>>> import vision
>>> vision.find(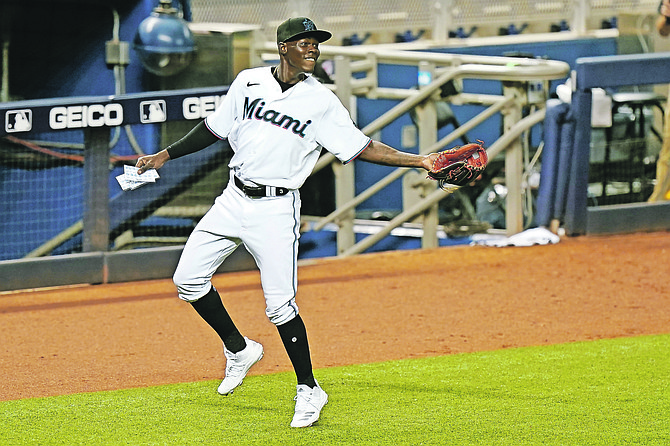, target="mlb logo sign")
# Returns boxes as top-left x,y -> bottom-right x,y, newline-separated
140,100 -> 167,123
5,109 -> 32,133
